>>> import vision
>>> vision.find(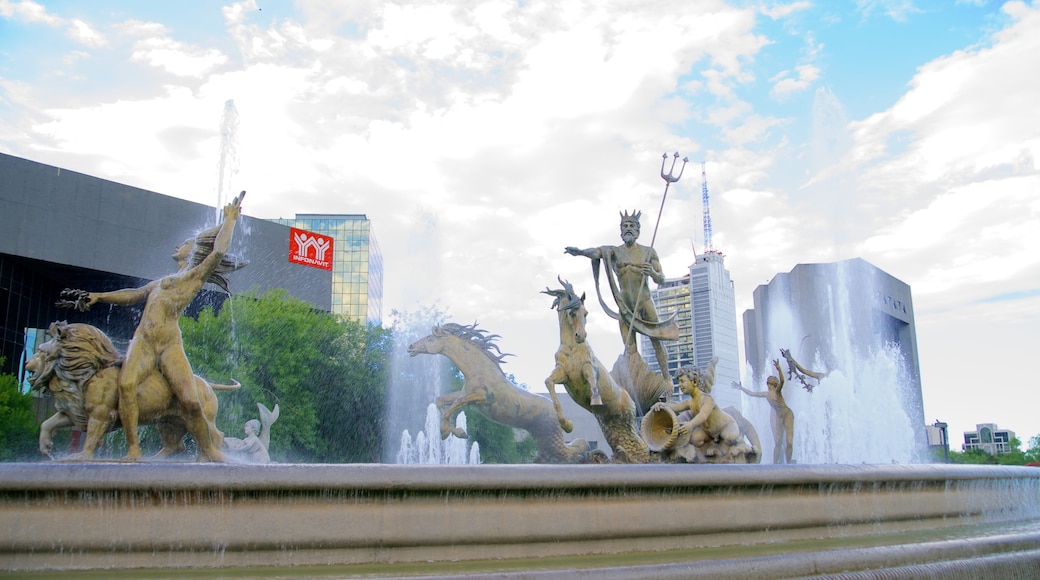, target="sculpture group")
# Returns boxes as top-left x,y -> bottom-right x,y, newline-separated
27,193 -> 277,463
26,162 -> 828,465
